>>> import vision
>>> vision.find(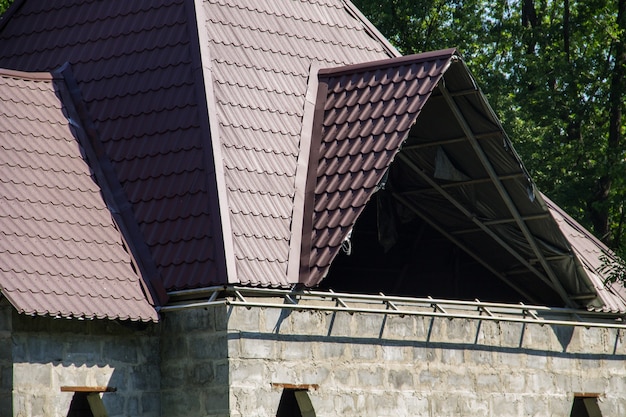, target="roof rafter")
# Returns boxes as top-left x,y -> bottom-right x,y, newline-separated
403,131 -> 501,150
450,213 -> 551,235
391,191 -> 539,303
438,82 -> 575,307
401,173 -> 527,194
396,152 -> 558,292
